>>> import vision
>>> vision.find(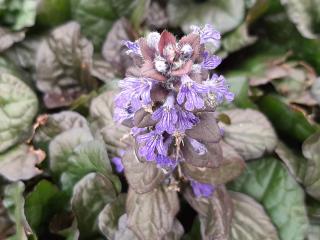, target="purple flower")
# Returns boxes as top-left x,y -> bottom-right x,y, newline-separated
201,51 -> 222,70
137,130 -> 166,161
155,155 -> 177,170
152,94 -> 178,133
131,127 -> 147,136
219,127 -> 225,136
191,24 -> 221,46
123,40 -> 141,55
188,137 -> 207,155
177,75 -> 209,111
113,104 -> 137,123
112,157 -> 124,173
175,106 -> 199,133
116,77 -> 153,108
191,180 -> 215,198
204,74 -> 234,103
